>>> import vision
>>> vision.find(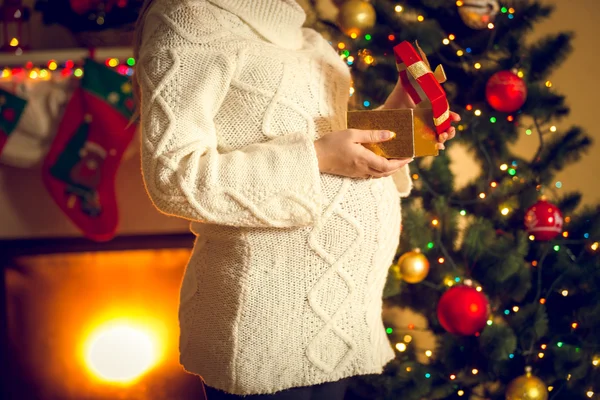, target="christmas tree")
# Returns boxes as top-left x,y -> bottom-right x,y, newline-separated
301,1 -> 600,399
